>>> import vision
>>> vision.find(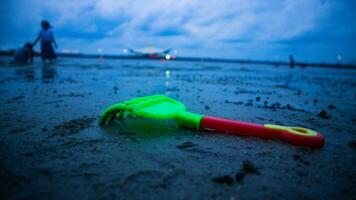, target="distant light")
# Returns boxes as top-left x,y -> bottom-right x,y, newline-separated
123,49 -> 128,53
98,48 -> 103,53
165,70 -> 170,78
165,54 -> 171,60
337,54 -> 342,62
